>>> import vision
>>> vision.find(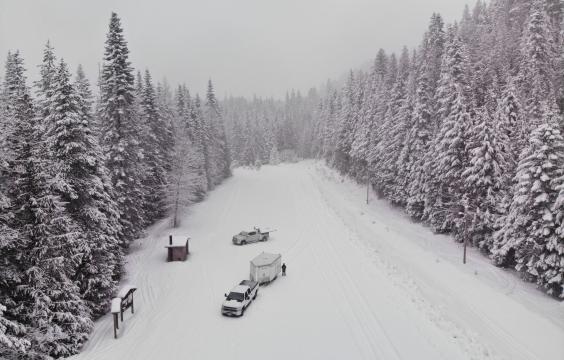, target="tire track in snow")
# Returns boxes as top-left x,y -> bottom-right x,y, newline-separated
292,175 -> 396,360
309,167 -> 502,360
302,175 -> 416,360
